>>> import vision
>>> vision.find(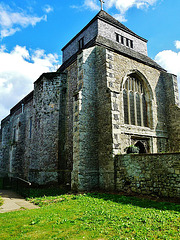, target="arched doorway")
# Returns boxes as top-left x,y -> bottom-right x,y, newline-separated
135,141 -> 146,153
